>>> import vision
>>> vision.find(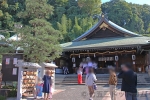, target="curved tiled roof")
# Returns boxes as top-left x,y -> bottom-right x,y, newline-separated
61,37 -> 150,51
73,14 -> 140,41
